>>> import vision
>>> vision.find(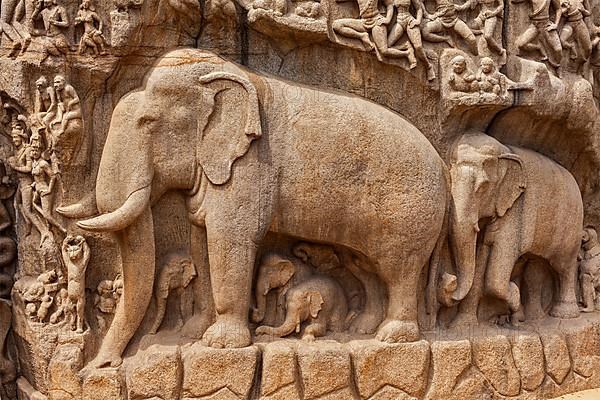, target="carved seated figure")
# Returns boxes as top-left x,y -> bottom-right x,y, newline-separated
149,254 -> 197,334
476,57 -> 505,96
255,275 -> 349,340
94,277 -> 121,331
448,55 -> 479,94
49,288 -> 69,324
579,227 -> 600,312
